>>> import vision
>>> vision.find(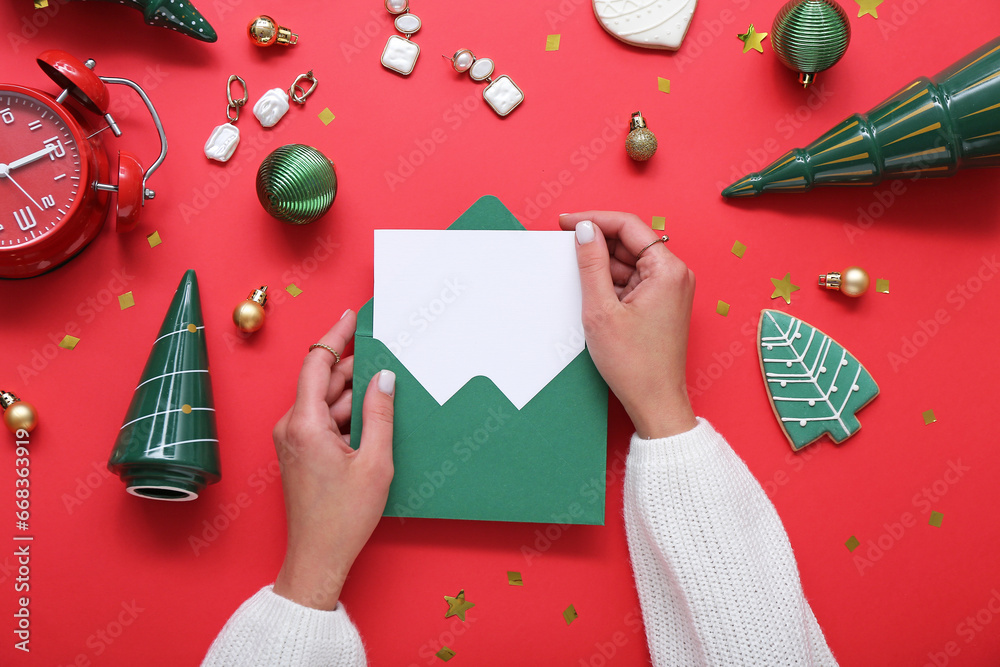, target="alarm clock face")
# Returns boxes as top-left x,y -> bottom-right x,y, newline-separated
0,90 -> 84,249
